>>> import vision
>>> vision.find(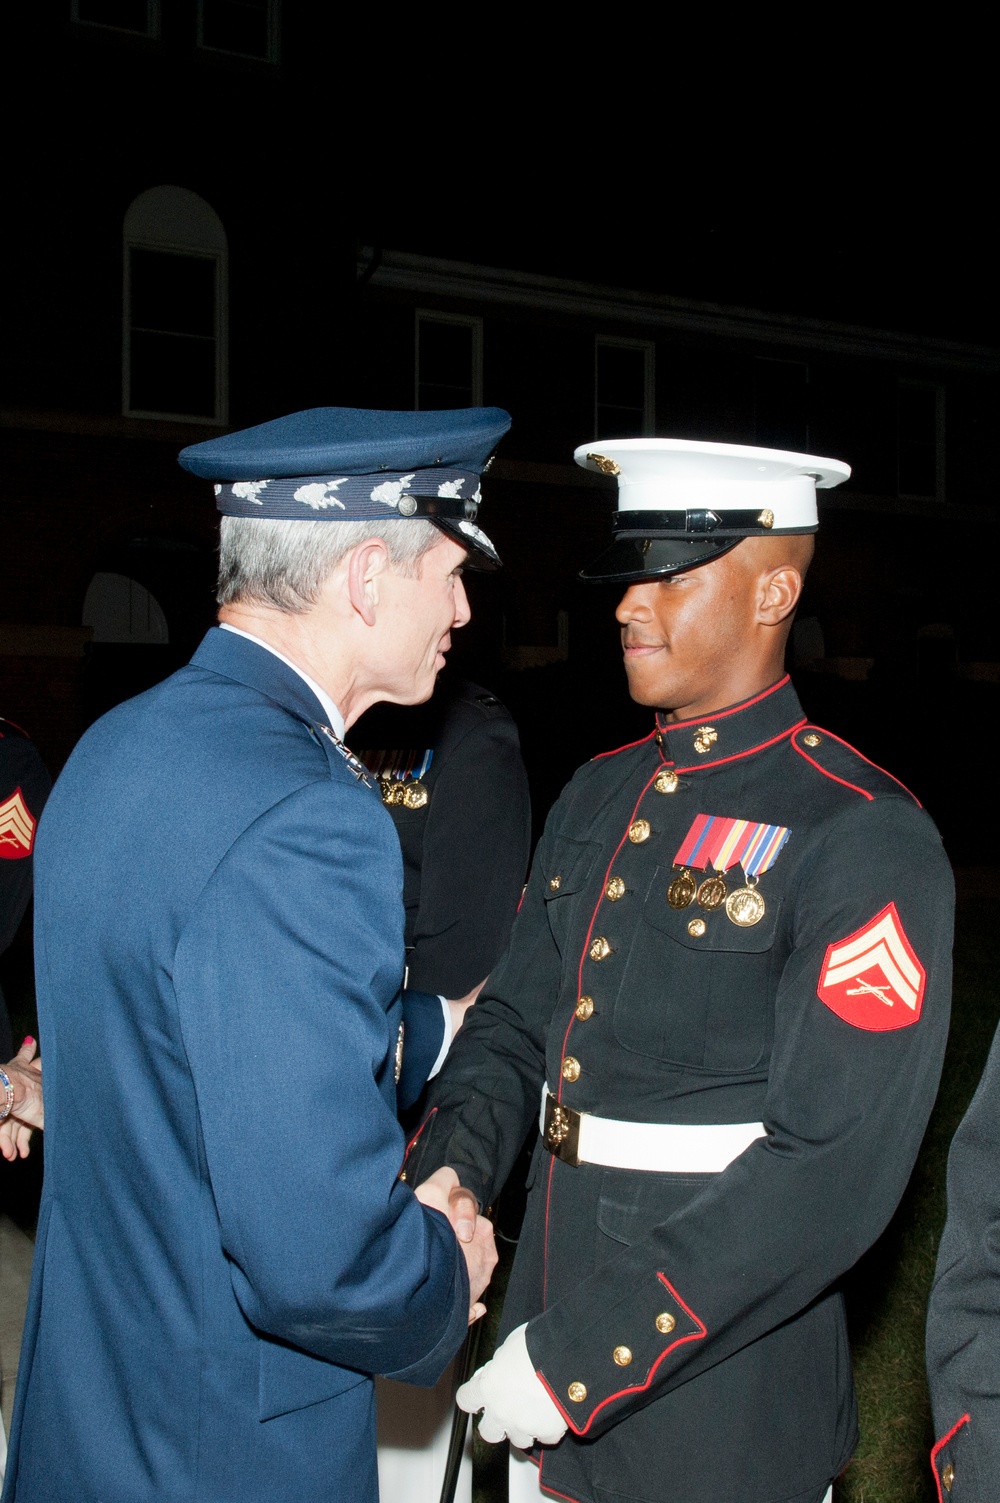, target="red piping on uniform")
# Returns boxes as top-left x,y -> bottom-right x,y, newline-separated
672,720 -> 806,775
657,675 -> 790,733
535,1466 -> 579,1503
561,763 -> 665,1081
540,1272 -> 707,1437
930,1413 -> 969,1503
792,739 -> 873,801
402,1107 -> 437,1168
801,725 -> 921,806
592,729 -> 657,762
